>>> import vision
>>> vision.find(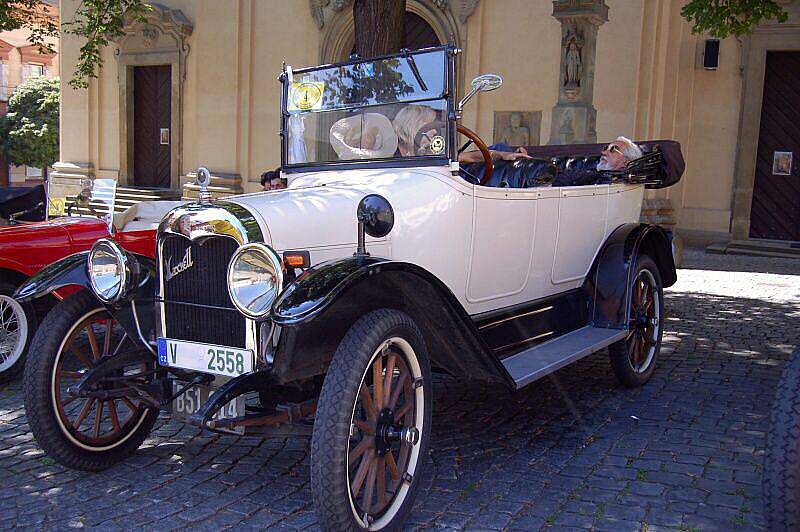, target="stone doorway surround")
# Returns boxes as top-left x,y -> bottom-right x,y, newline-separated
731,2 -> 800,241
114,3 -> 192,192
